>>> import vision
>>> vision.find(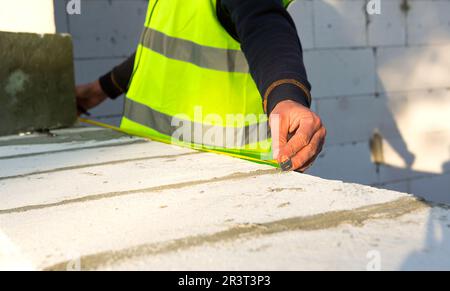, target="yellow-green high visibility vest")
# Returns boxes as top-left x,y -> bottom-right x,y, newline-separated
121,0 -> 294,160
